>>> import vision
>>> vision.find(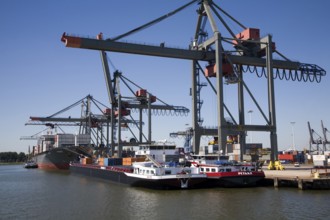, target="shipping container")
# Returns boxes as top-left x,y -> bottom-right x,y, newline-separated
55,134 -> 75,148
313,155 -> 326,161
103,158 -> 109,166
81,158 -> 92,165
75,134 -> 91,146
122,157 -> 146,166
278,154 -> 295,161
106,158 -> 123,166
98,157 -> 104,166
